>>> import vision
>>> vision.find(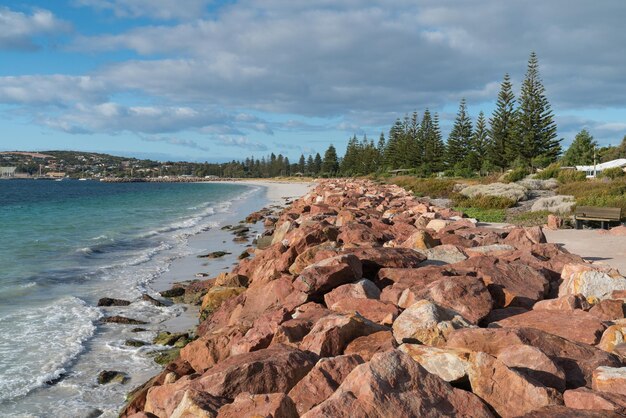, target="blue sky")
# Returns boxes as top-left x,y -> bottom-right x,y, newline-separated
1,1 -> 626,162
